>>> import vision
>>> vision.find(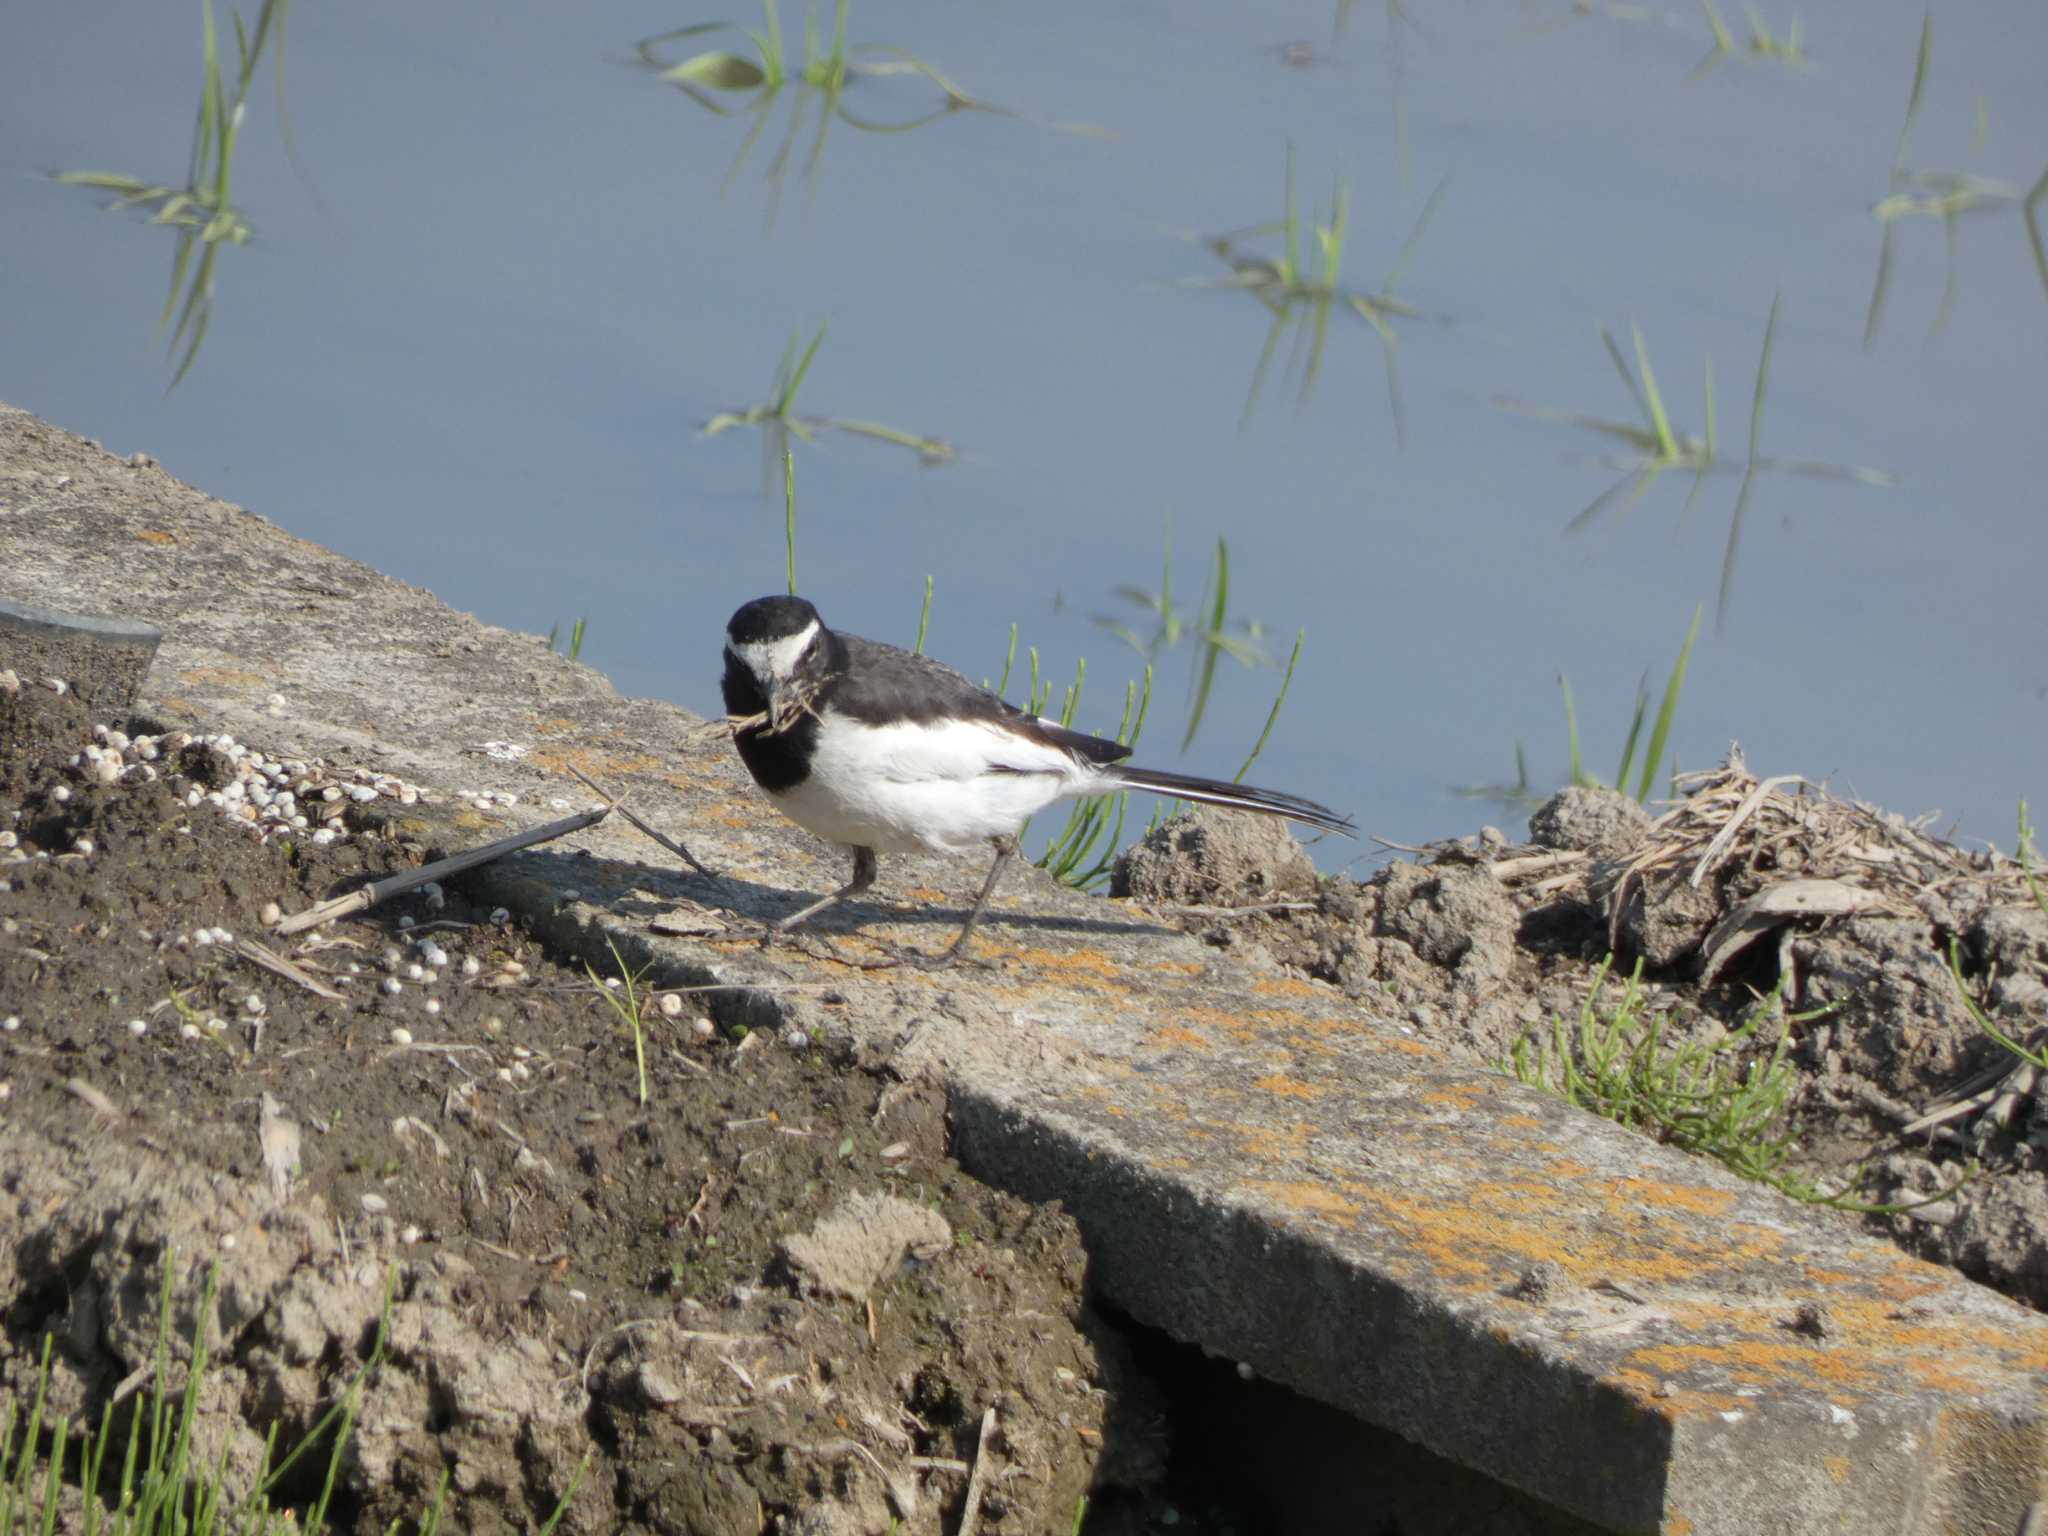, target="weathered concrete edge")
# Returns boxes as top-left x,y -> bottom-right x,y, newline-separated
6,400 -> 2047,1535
